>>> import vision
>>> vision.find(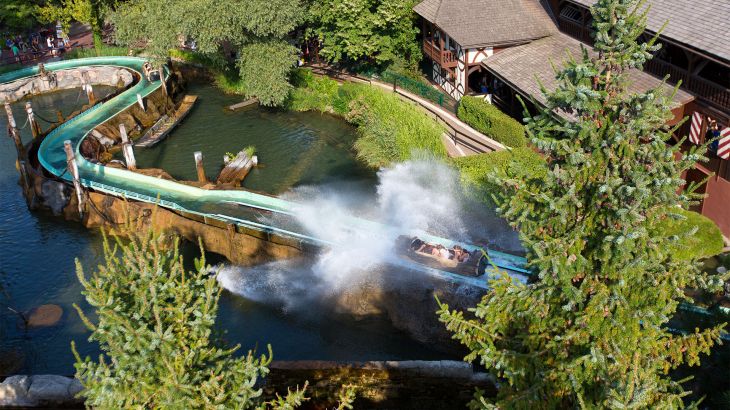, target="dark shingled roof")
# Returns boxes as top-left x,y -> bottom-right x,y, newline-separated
414,0 -> 558,48
483,32 -> 694,117
566,0 -> 730,62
